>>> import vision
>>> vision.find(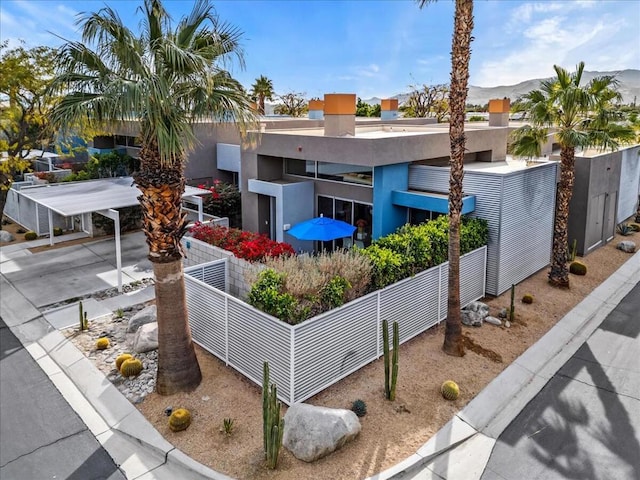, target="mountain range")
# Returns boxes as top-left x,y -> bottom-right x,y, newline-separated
363,69 -> 640,107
